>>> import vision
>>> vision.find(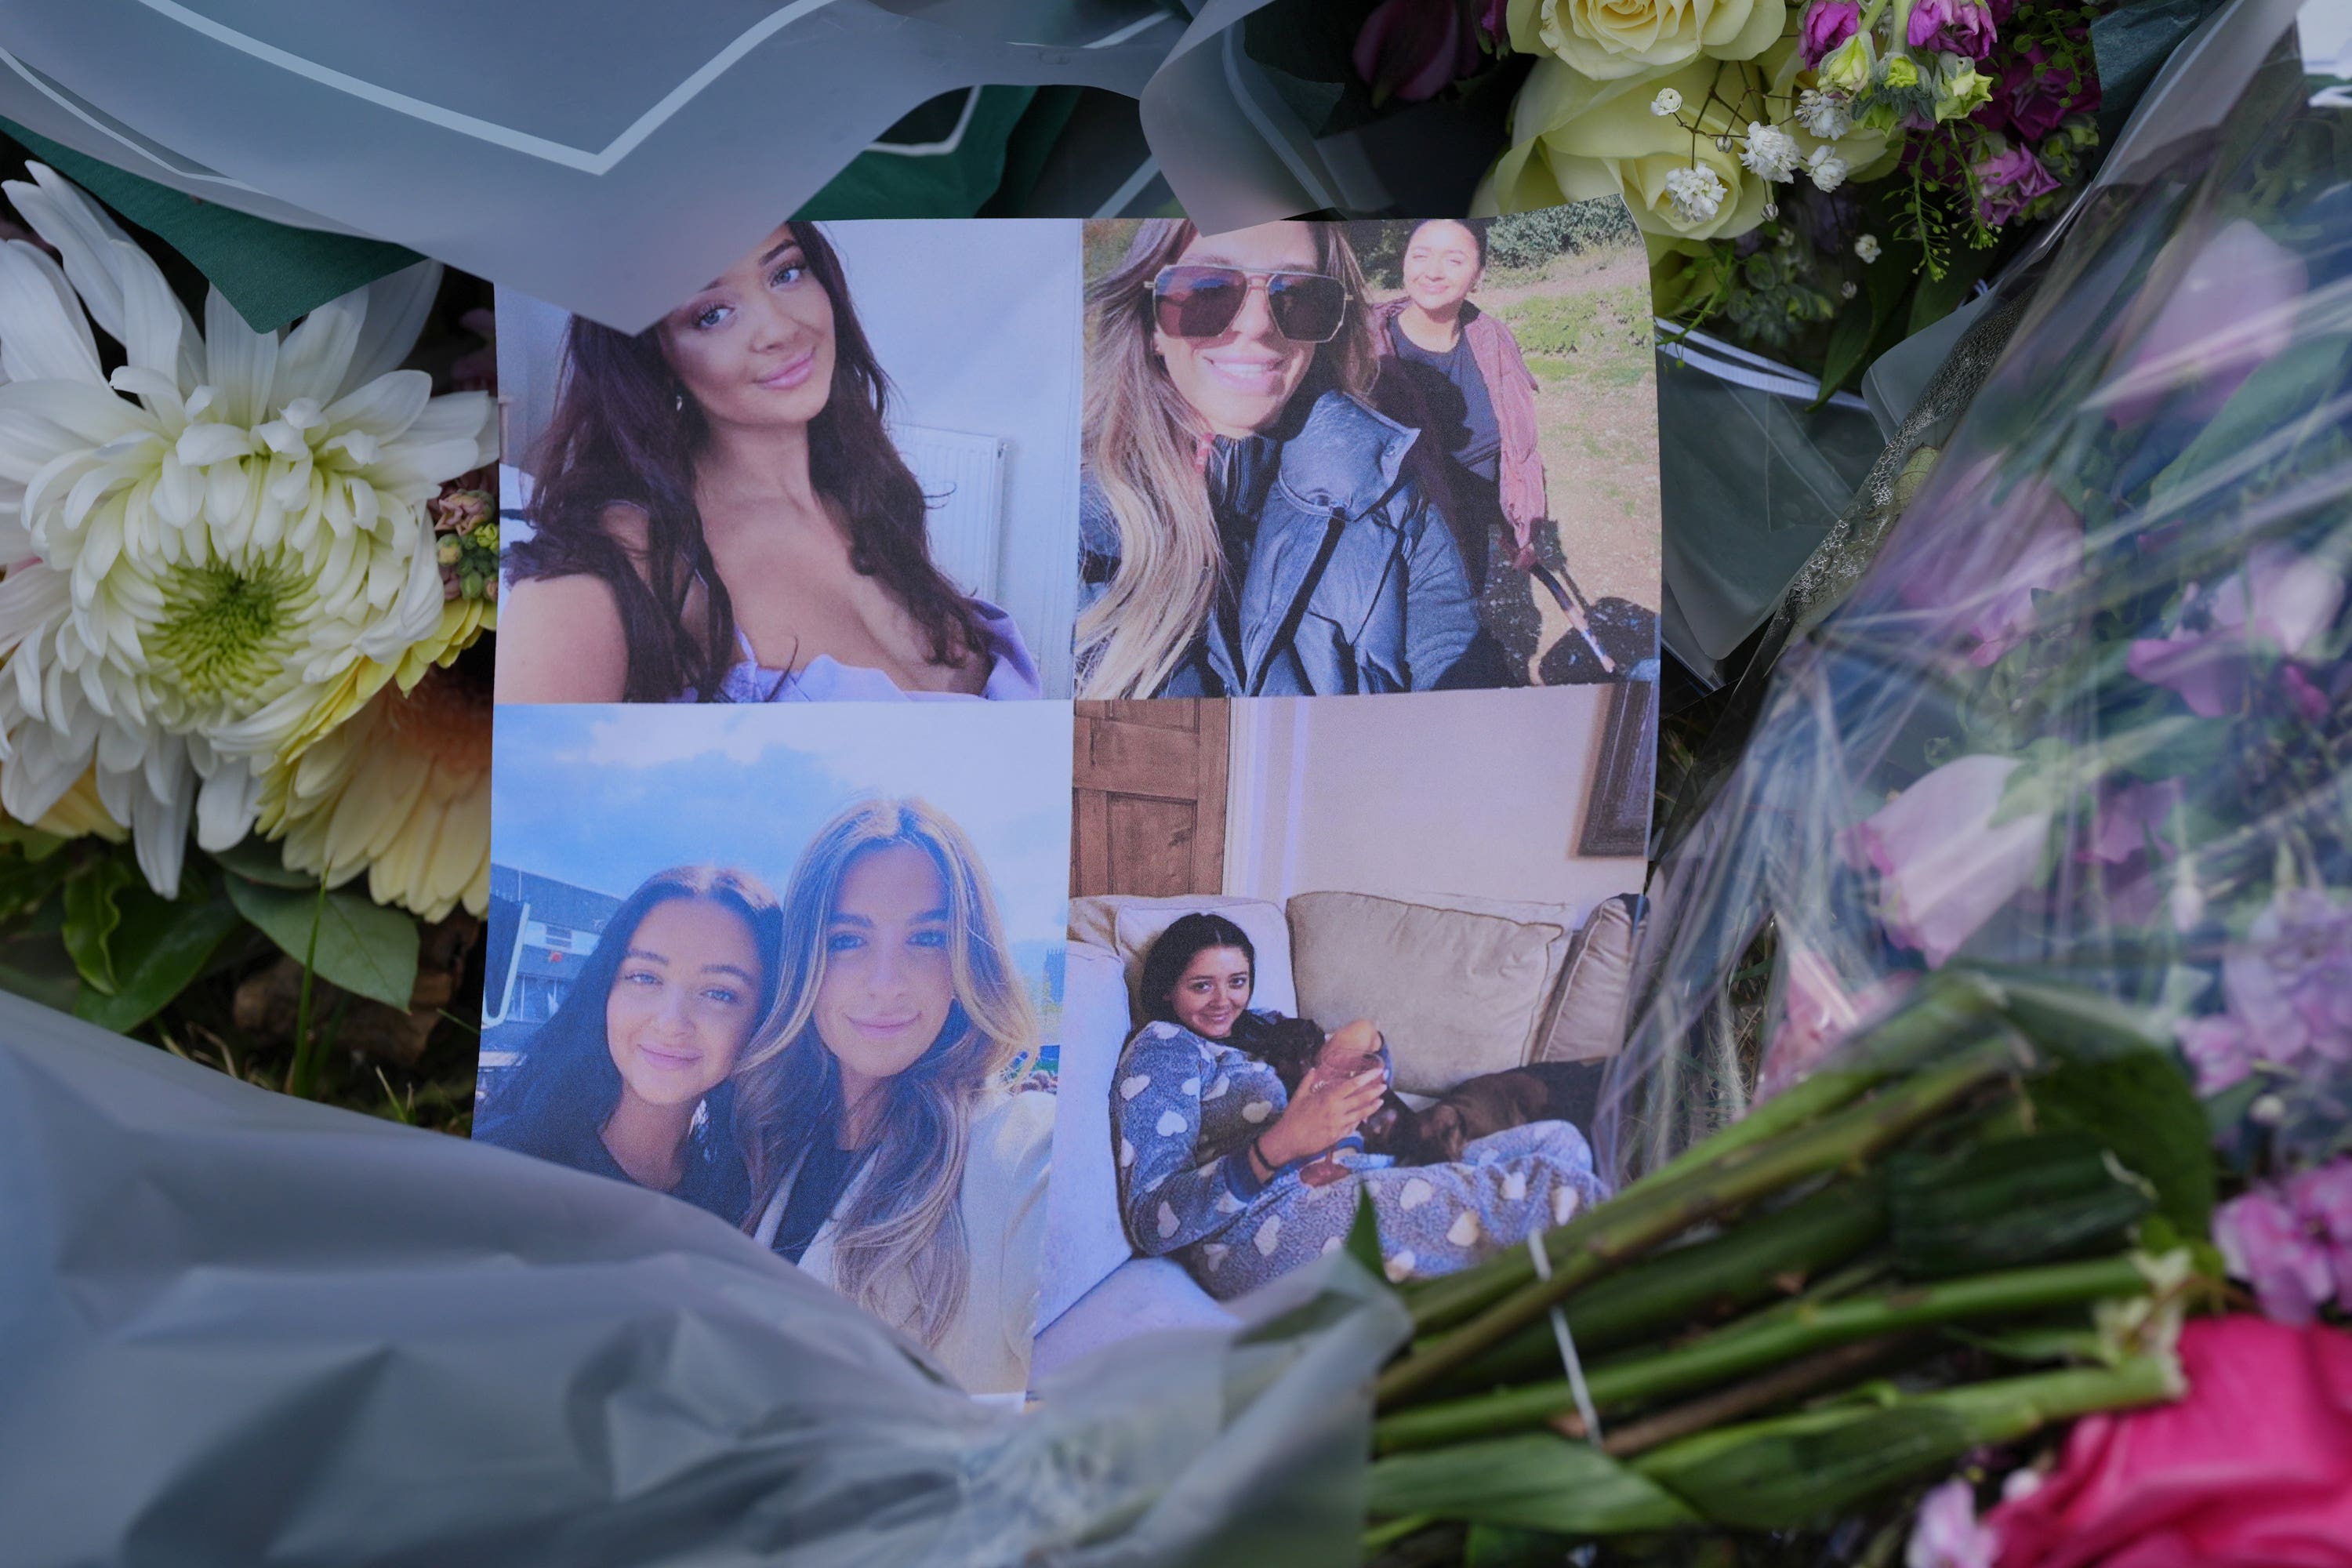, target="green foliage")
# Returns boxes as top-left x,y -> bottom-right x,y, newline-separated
60,857 -> 137,993
1489,201 -> 1639,271
1501,284 -> 1655,361
74,881 -> 242,1033
225,873 -> 419,1013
